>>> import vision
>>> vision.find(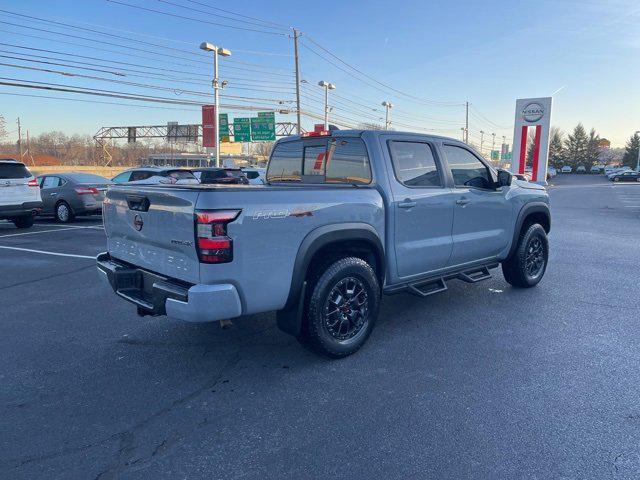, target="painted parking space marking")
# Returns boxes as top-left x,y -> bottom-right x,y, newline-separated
0,245 -> 95,259
0,226 -> 97,239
